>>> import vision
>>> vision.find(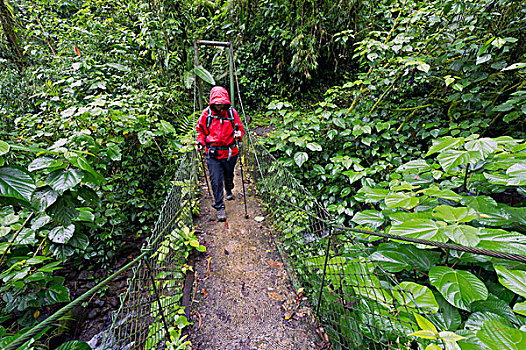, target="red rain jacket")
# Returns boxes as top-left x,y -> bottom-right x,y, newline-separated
196,86 -> 245,159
